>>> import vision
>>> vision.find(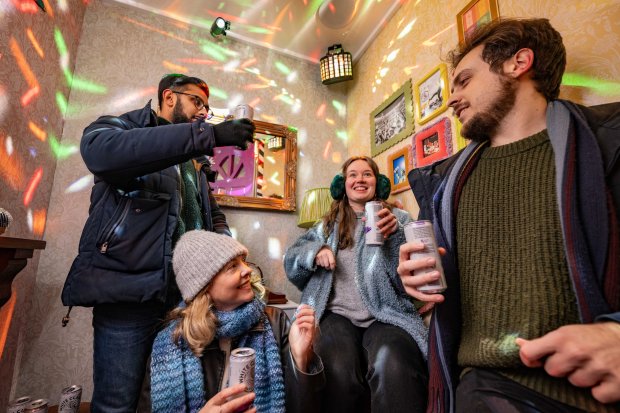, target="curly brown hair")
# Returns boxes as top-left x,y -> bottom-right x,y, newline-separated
446,18 -> 566,101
